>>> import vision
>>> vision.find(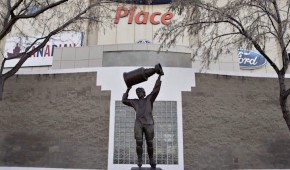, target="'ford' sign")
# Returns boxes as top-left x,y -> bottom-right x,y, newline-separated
238,48 -> 267,69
